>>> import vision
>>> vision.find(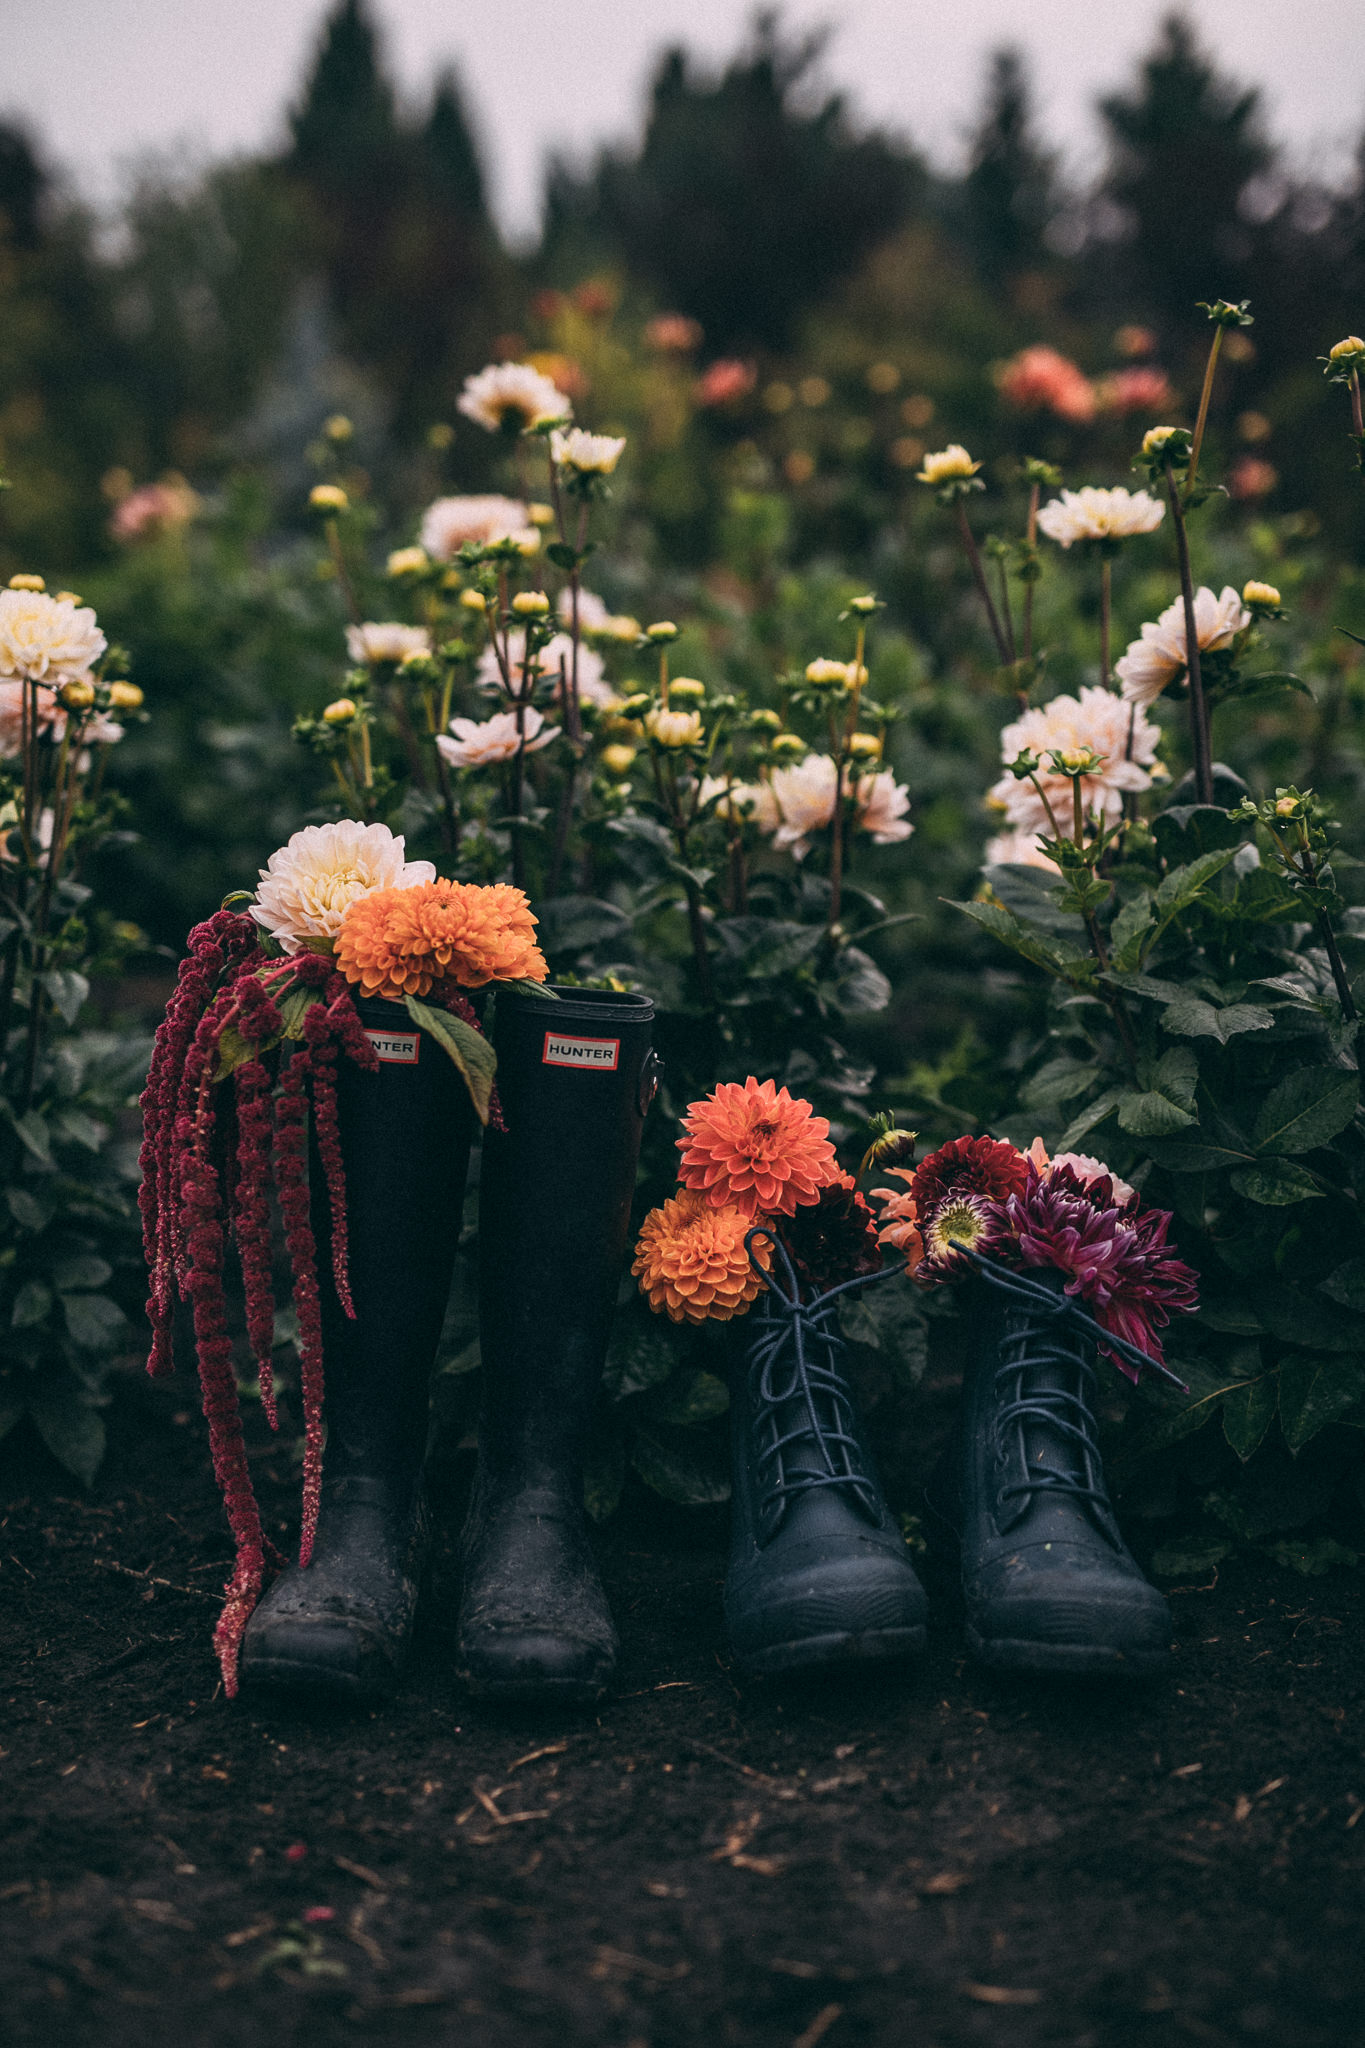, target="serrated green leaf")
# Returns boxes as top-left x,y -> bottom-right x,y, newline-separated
1144,1138 -> 1253,1173
952,898 -> 1092,979
1256,1289 -> 1362,1353
1278,1353 -> 1364,1452
1057,1091 -> 1121,1150
1252,1067 -> 1358,1156
1222,1374 -> 1277,1460
1109,889 -> 1155,970
403,994 -> 497,1124
1117,1089 -> 1196,1136
1160,998 -> 1274,1042
1153,848 -> 1237,914
1229,1160 -> 1324,1205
